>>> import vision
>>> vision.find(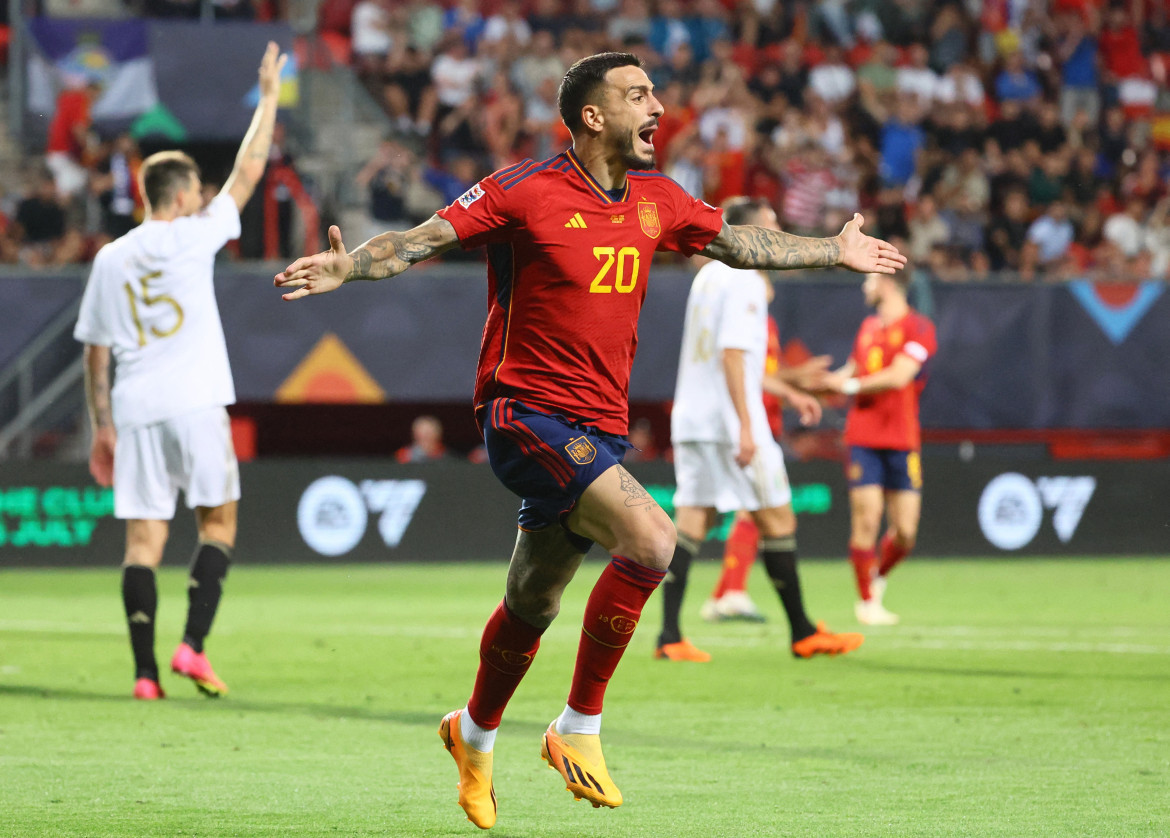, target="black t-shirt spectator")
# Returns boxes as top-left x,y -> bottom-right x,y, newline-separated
986,216 -> 1029,270
988,112 -> 1039,152
15,196 -> 65,243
